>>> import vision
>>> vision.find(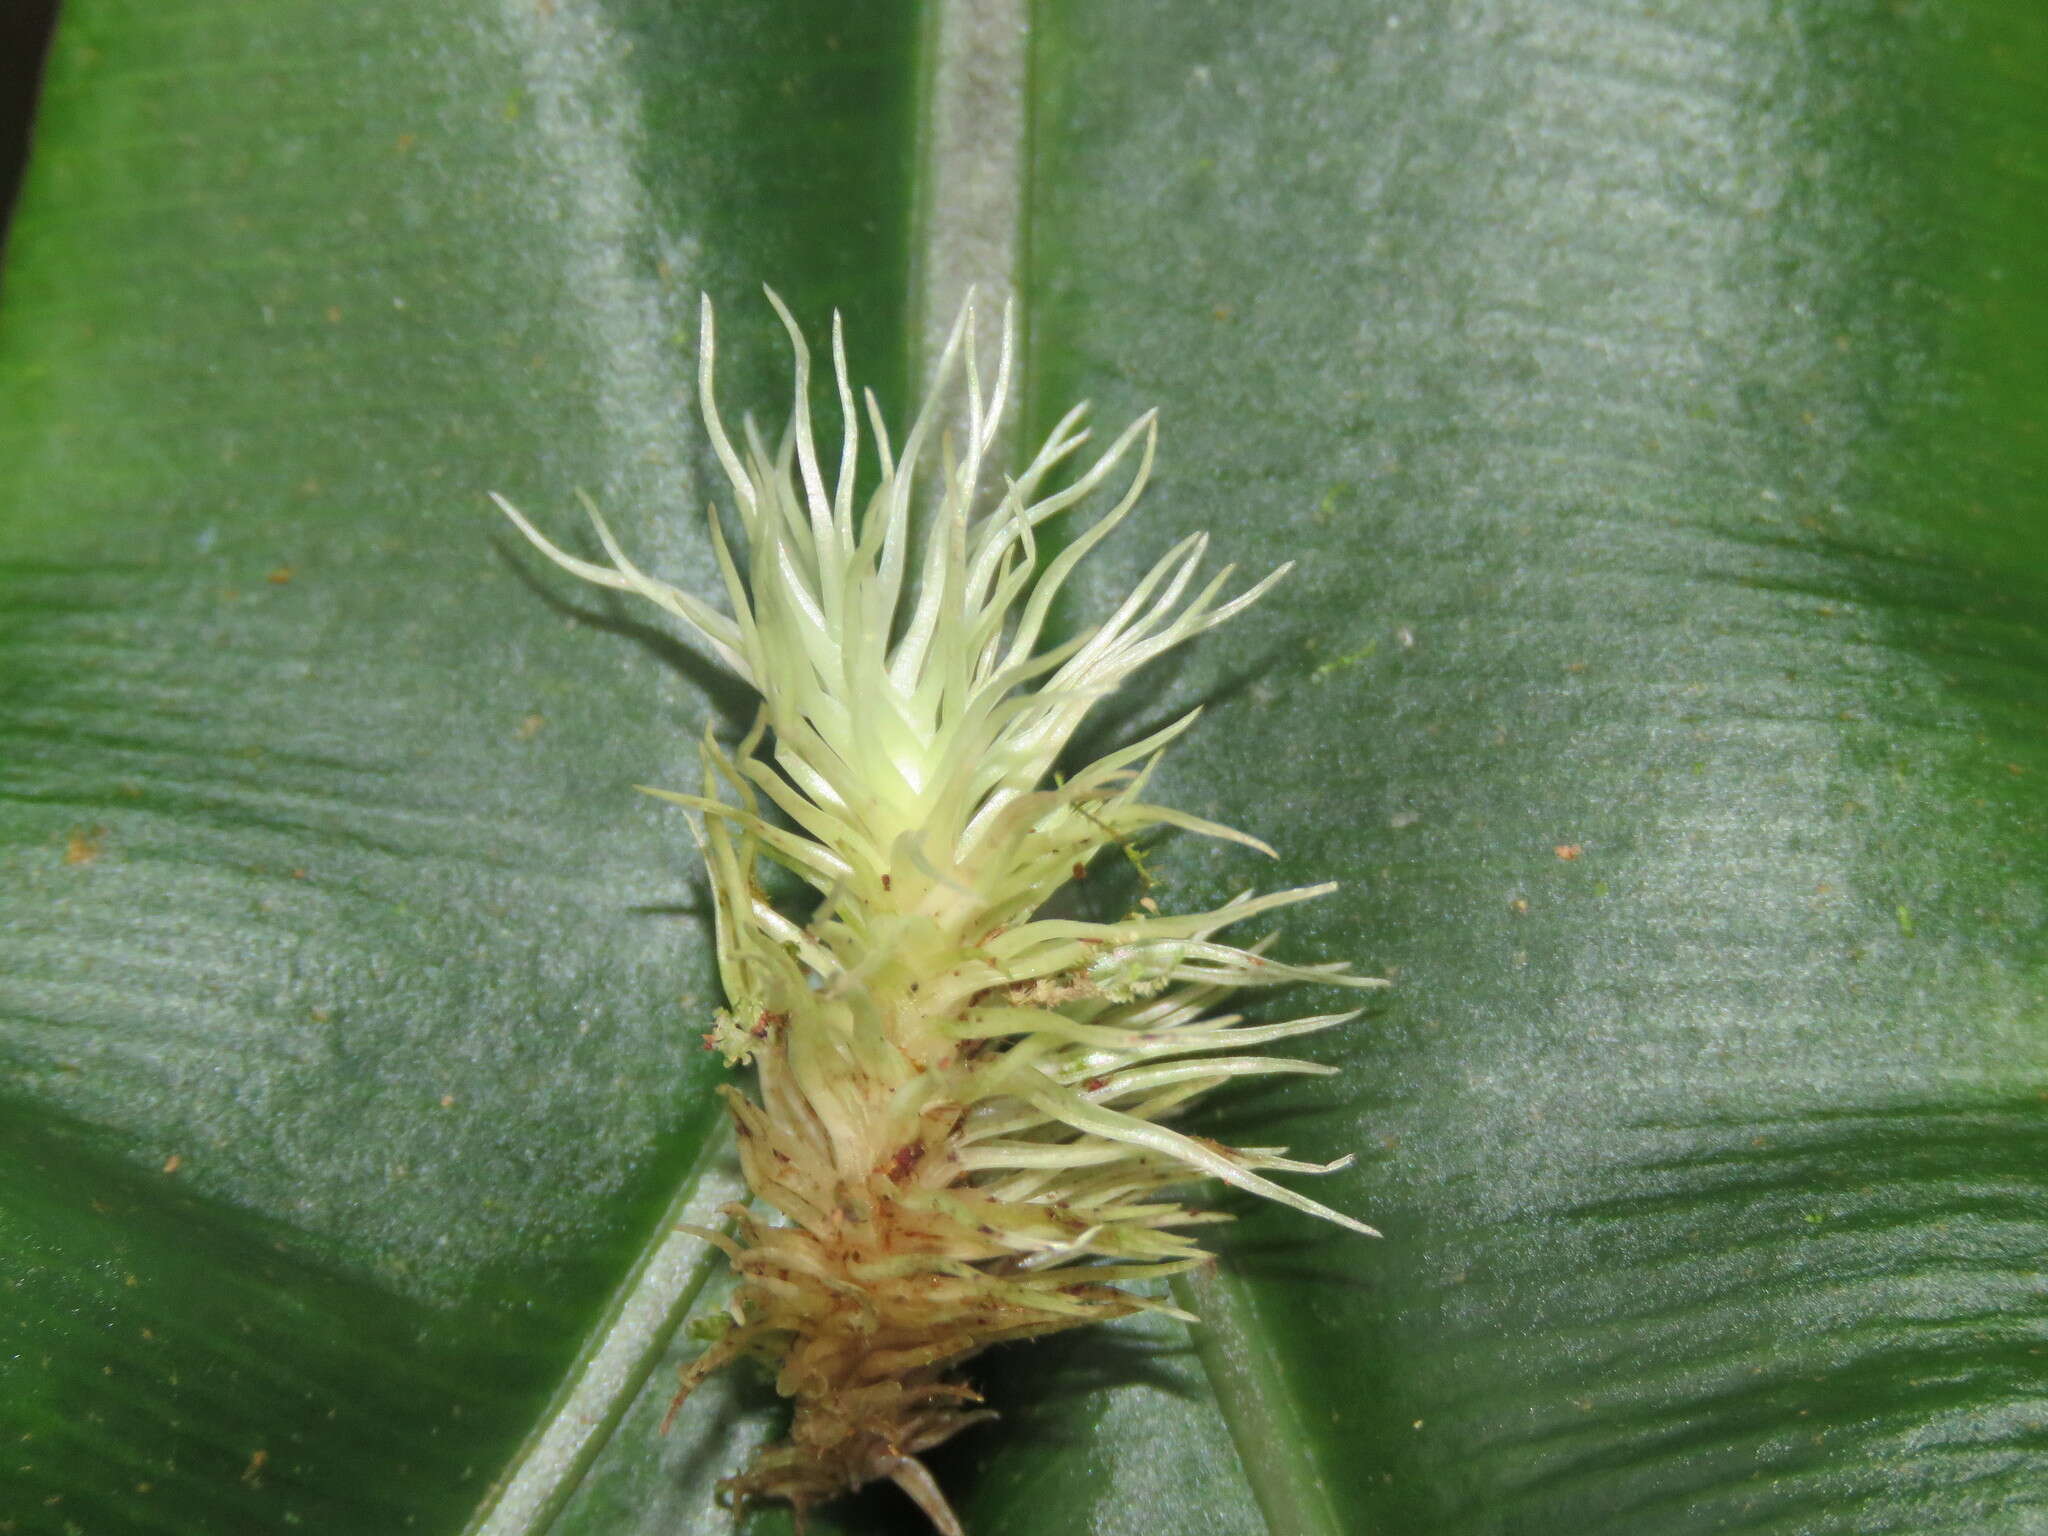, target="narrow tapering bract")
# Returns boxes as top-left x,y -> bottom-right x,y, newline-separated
493,292 -> 1382,1533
